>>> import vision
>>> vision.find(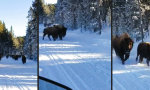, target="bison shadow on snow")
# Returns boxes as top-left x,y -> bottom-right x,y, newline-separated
43,24 -> 67,41
136,42 -> 150,66
112,33 -> 134,64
